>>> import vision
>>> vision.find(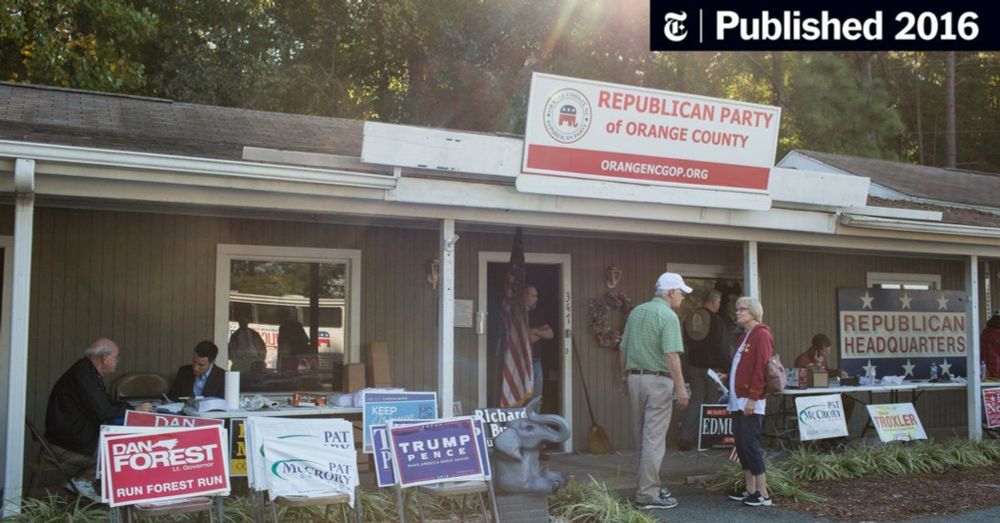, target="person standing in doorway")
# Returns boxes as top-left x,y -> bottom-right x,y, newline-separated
619,272 -> 691,510
526,285 -> 554,401
679,289 -> 732,451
